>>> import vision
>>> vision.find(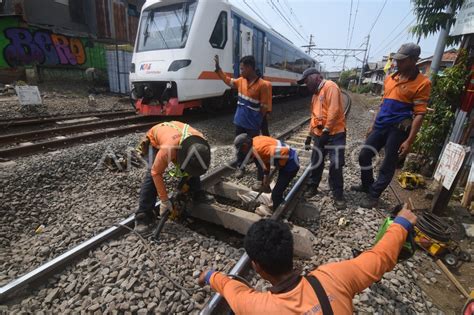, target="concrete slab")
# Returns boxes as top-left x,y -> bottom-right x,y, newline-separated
207,181 -> 251,202
188,203 -> 315,258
